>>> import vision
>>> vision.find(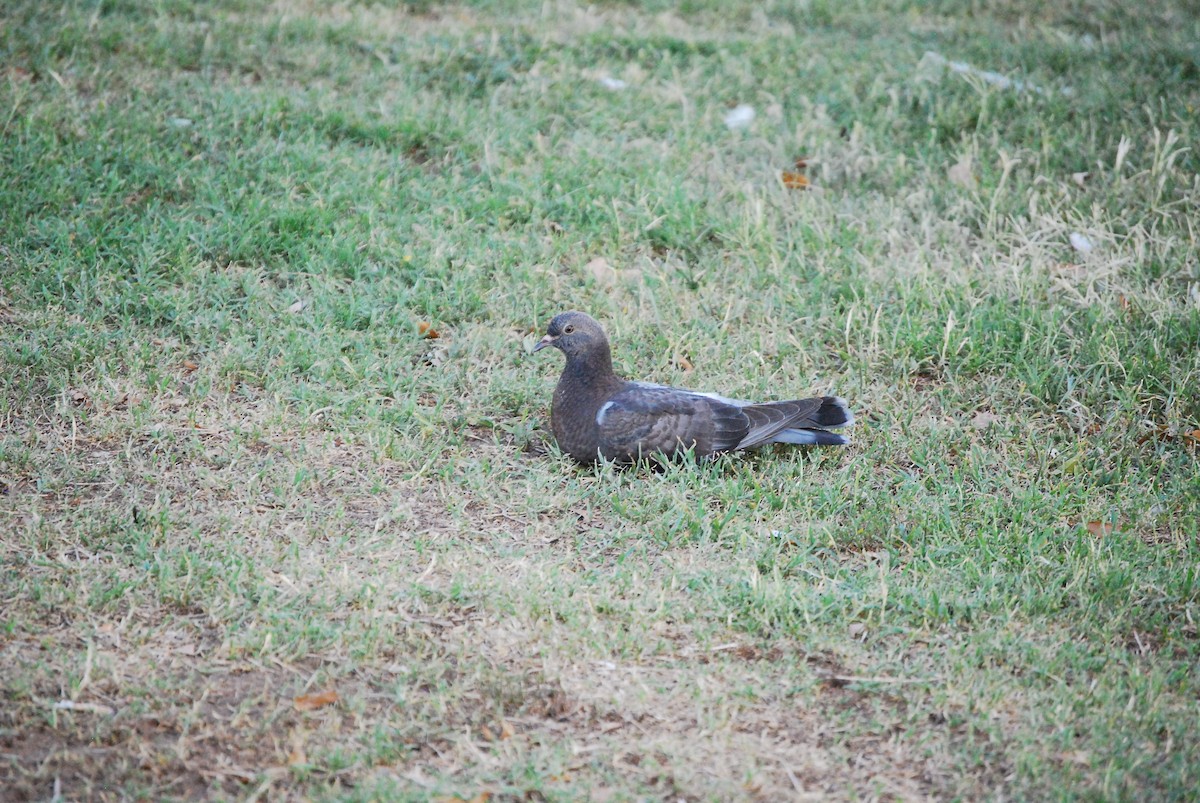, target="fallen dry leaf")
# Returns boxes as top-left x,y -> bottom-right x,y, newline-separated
417,321 -> 440,339
1082,520 -> 1118,537
948,156 -> 975,188
480,724 -> 496,742
1139,425 -> 1200,446
123,187 -> 154,207
1062,749 -> 1092,767
292,690 -> 339,711
971,410 -> 1000,430
499,720 -> 515,740
182,359 -> 199,373
585,257 -> 616,285
782,156 -> 810,189
674,354 -> 694,373
53,700 -> 115,716
435,794 -> 491,803
5,66 -> 33,82
781,170 -> 809,189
